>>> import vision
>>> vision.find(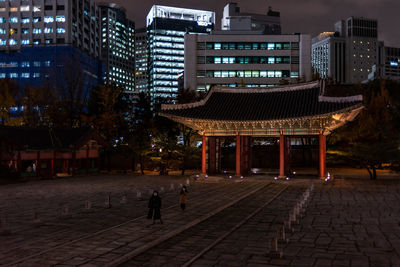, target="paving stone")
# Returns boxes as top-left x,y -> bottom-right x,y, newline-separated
2,177 -> 400,266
